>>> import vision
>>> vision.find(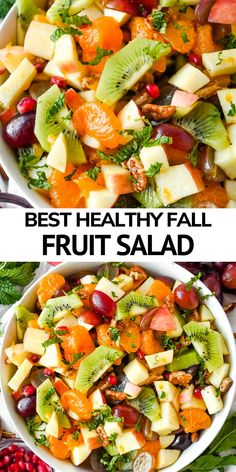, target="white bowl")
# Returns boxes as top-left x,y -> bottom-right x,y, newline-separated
0,1 -> 51,208
0,262 -> 236,472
